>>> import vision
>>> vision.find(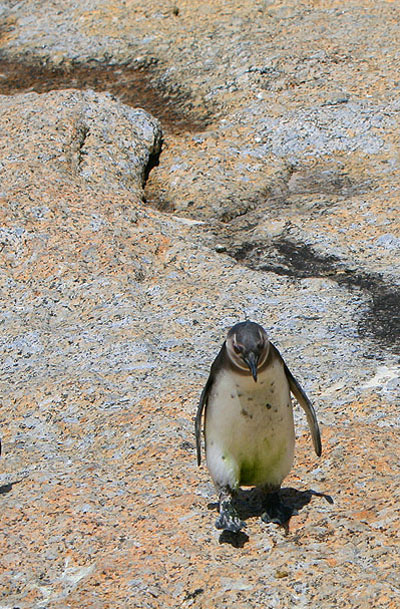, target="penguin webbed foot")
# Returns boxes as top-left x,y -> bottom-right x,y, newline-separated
216,497 -> 246,533
261,491 -> 295,526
